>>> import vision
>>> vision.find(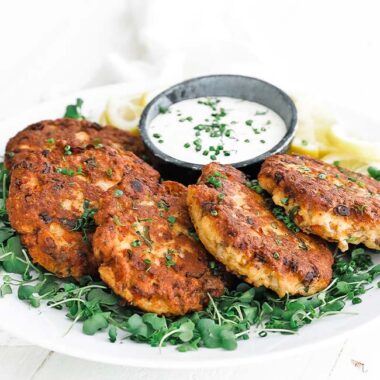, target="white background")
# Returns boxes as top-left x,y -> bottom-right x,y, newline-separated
1,0 -> 380,379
